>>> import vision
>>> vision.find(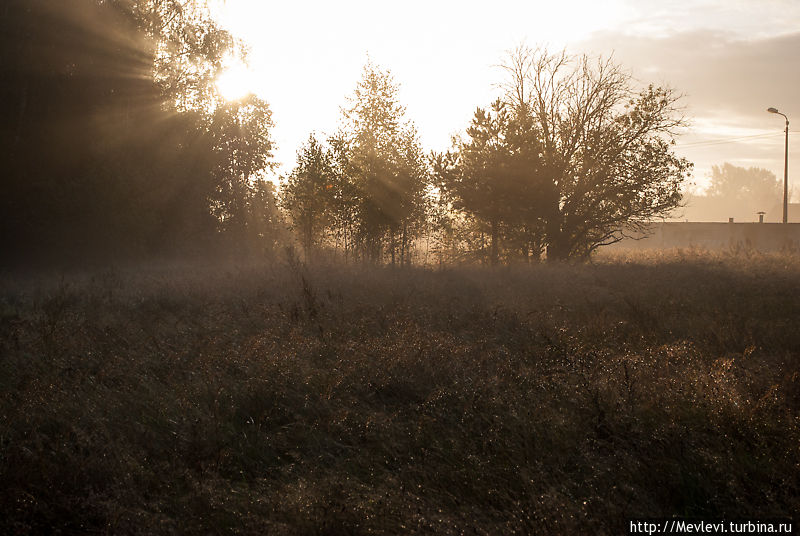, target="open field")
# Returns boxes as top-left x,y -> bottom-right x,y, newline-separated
1,251 -> 799,534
